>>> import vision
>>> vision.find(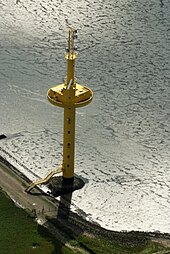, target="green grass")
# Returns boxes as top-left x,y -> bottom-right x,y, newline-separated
0,189 -> 69,254
76,234 -> 166,254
